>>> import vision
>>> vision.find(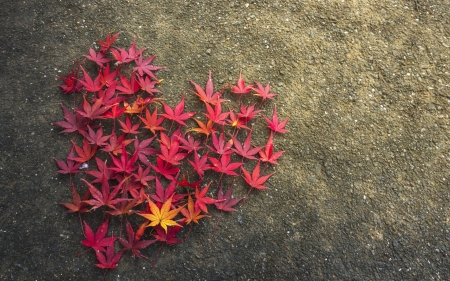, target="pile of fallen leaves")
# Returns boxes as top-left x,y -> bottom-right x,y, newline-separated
54,33 -> 289,277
